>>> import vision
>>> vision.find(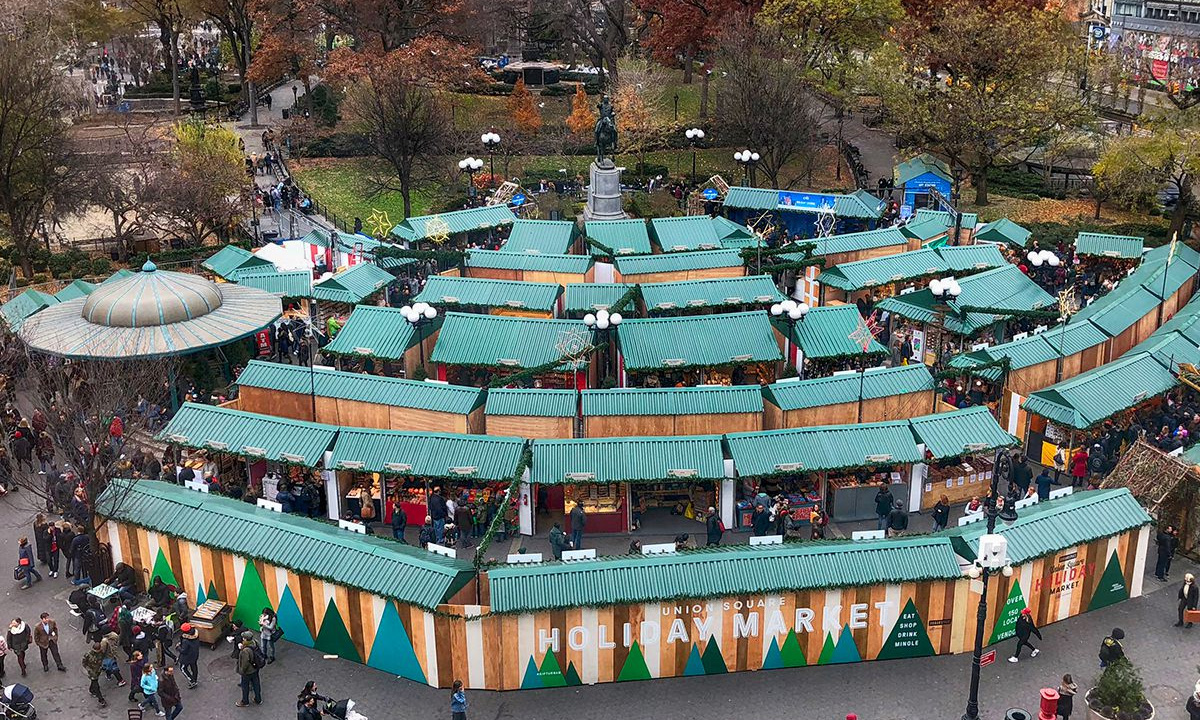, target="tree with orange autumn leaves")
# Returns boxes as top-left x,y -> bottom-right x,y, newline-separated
636,0 -> 761,83
566,85 -> 596,138
508,78 -> 543,135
